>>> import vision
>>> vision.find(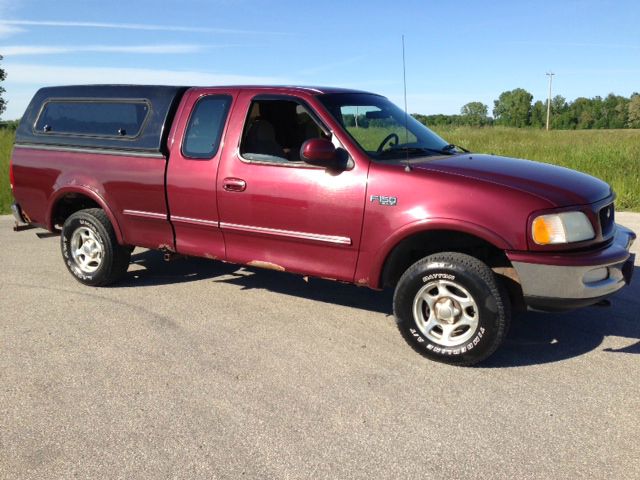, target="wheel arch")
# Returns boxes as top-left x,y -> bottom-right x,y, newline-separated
47,186 -> 124,244
373,219 -> 514,289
